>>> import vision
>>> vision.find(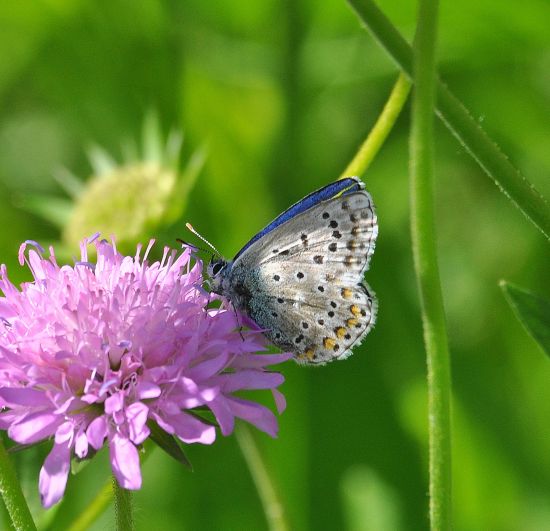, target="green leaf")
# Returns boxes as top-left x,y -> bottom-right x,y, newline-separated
500,281 -> 550,357
164,146 -> 206,225
142,110 -> 163,163
53,168 -> 84,199
86,144 -> 117,176
147,420 -> 192,470
14,195 -> 73,228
